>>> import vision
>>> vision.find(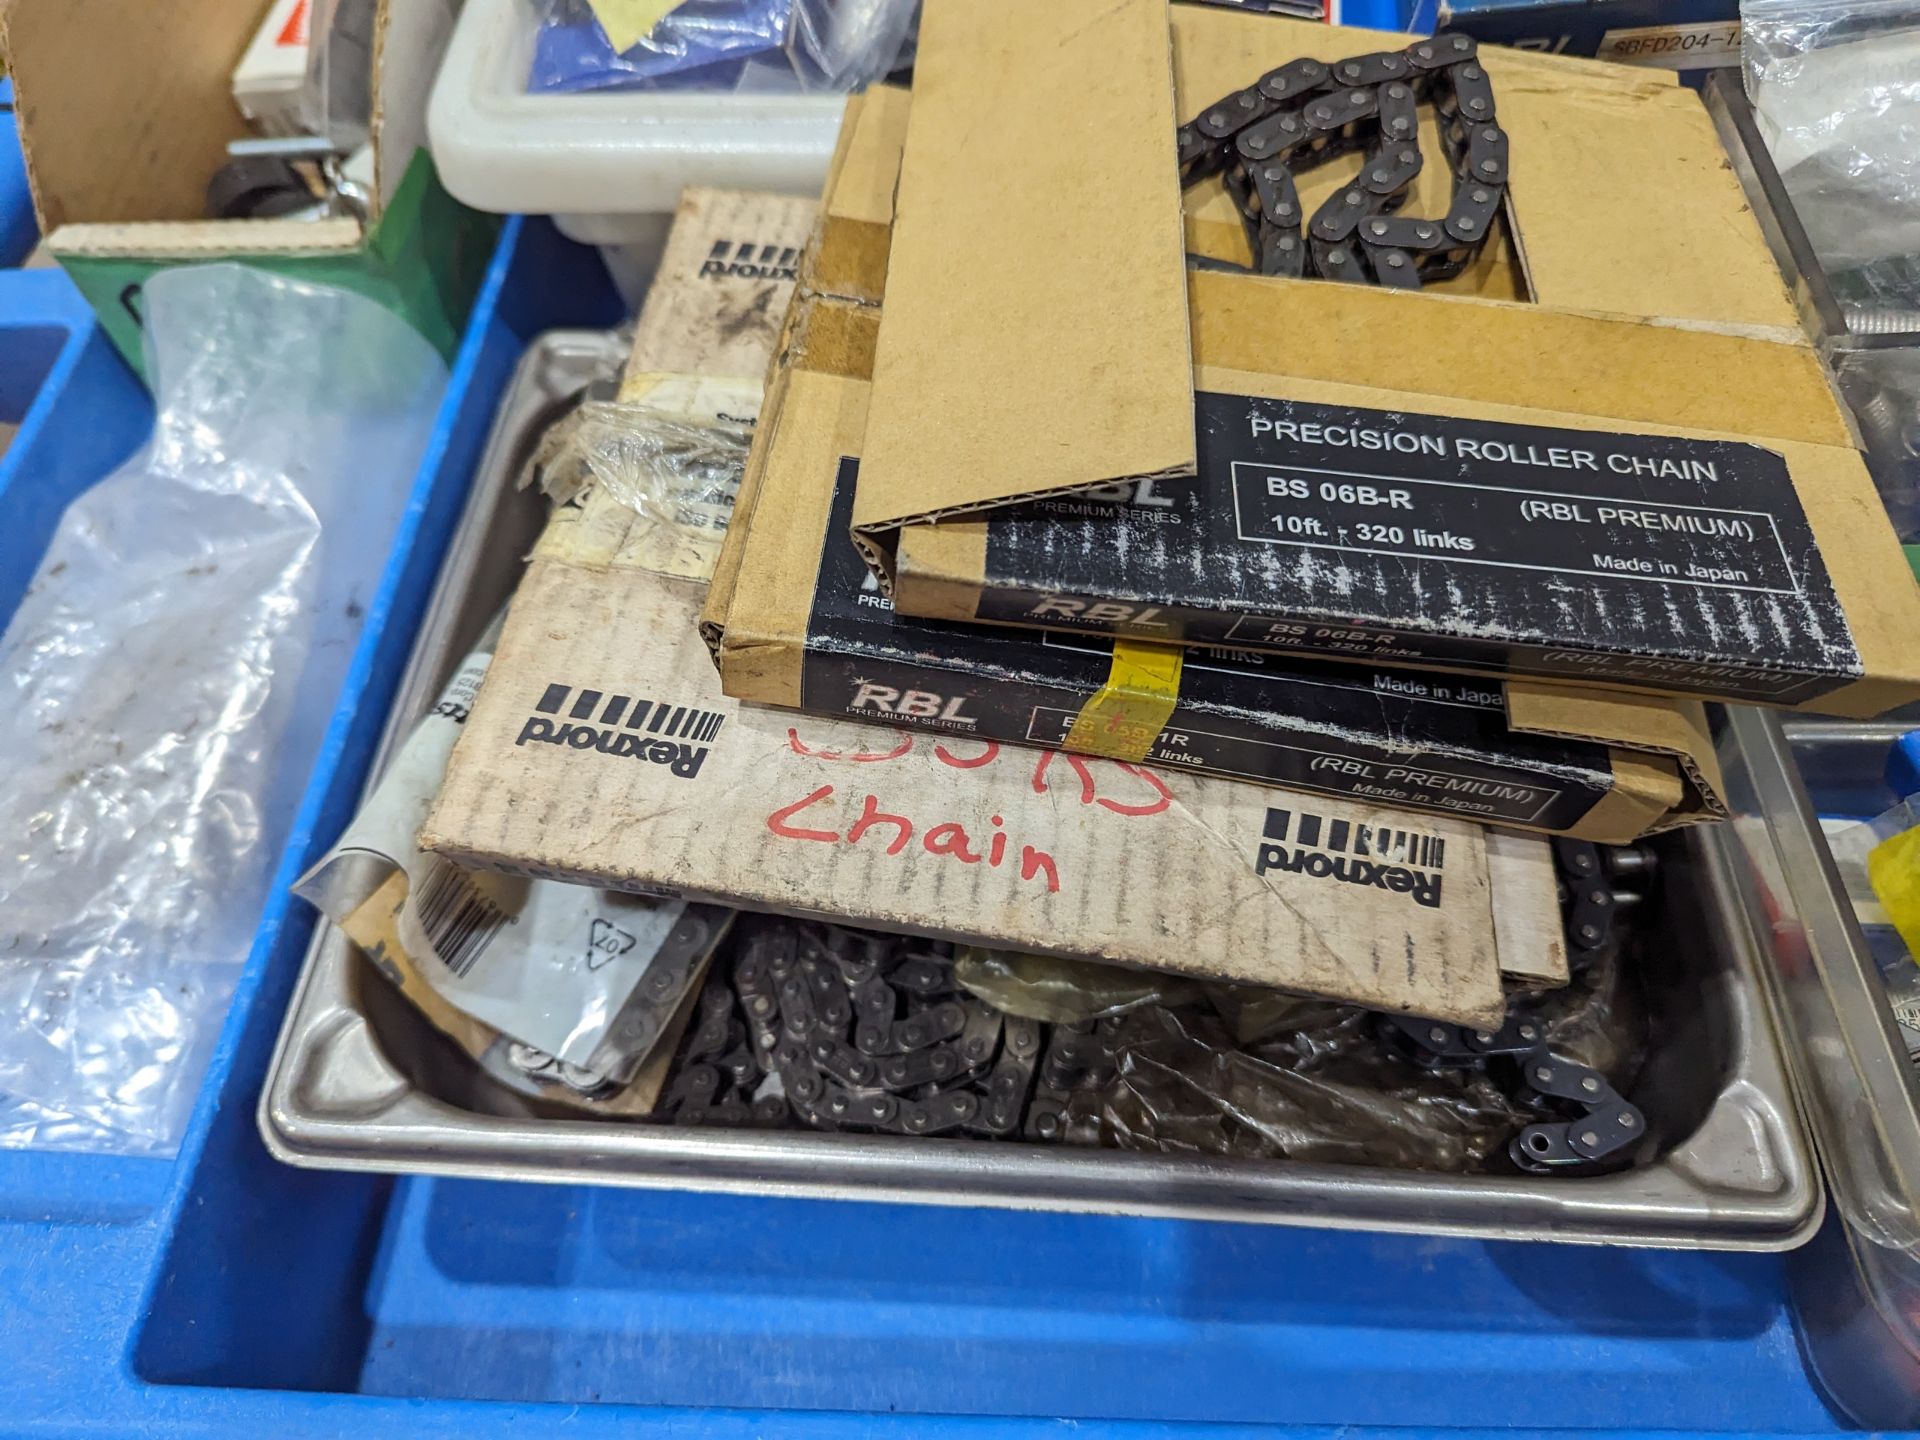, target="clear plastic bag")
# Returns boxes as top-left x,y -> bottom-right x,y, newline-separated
525,383 -> 758,580
1832,347 -> 1920,540
299,0 -> 379,149
1052,939 -> 1643,1172
529,0 -> 917,94
0,264 -> 447,1155
1744,0 -> 1920,281
954,947 -> 1206,1025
